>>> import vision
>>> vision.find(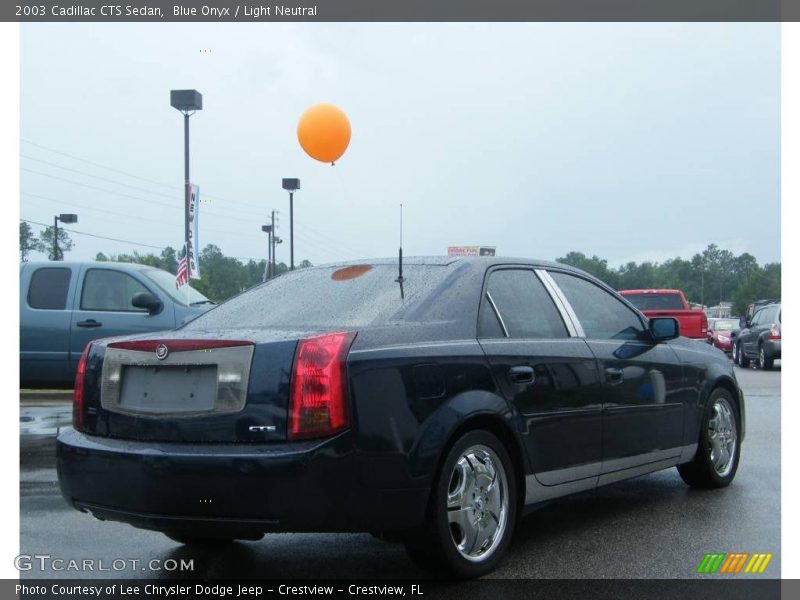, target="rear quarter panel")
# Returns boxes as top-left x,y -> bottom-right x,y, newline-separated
348,341 -> 501,487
